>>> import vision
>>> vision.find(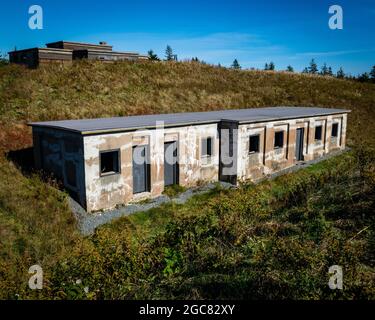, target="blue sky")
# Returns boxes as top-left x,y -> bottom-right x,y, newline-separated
0,0 -> 374,74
